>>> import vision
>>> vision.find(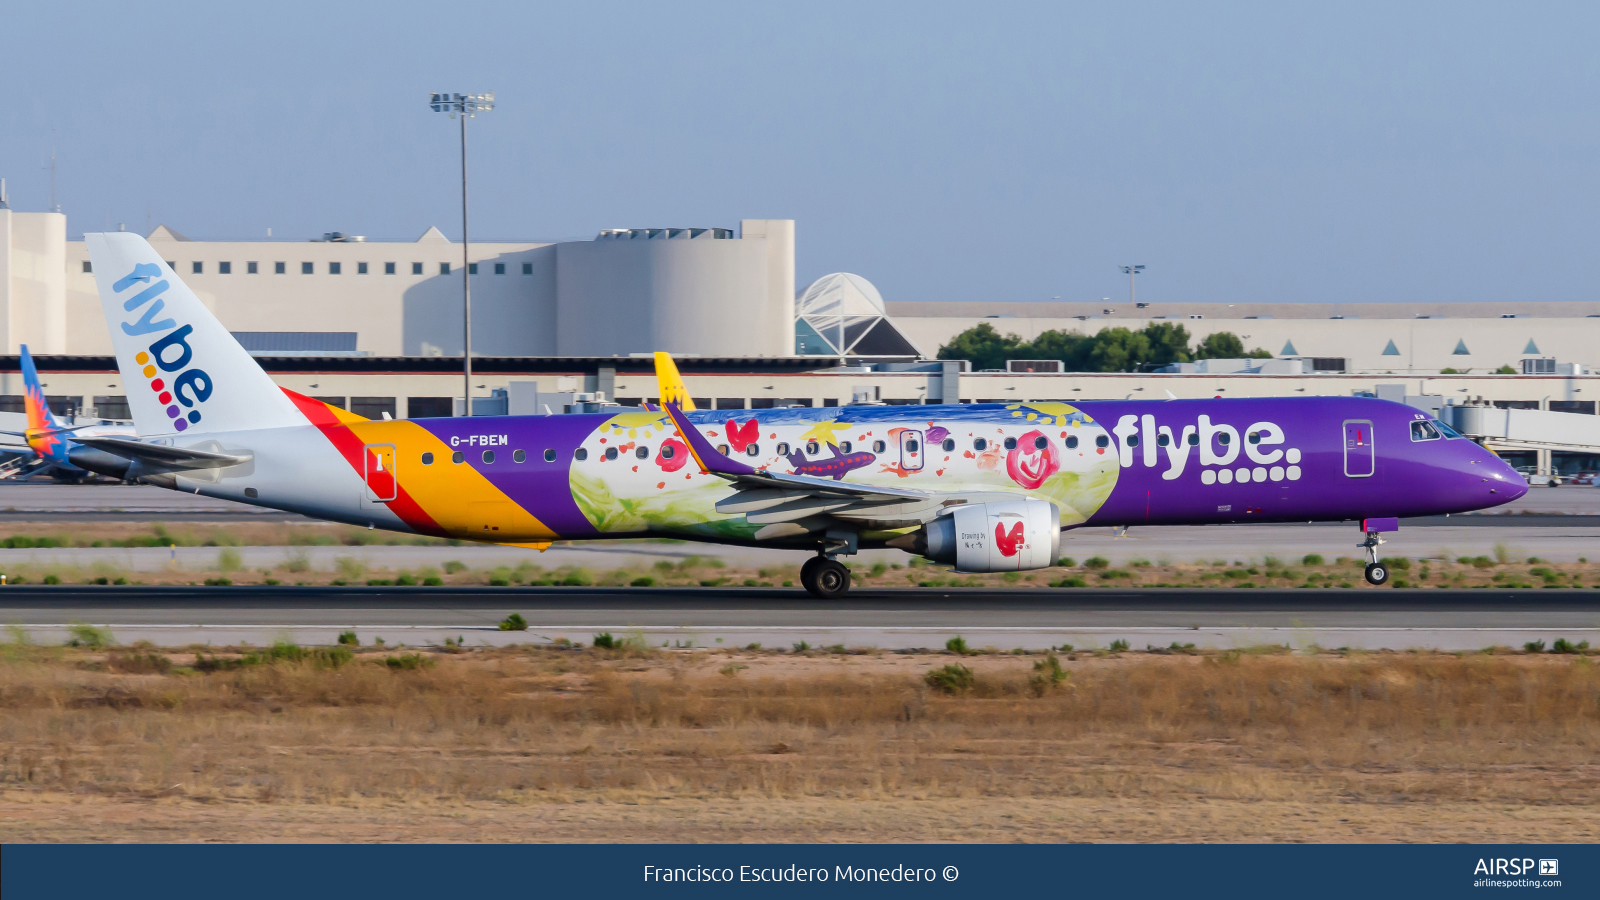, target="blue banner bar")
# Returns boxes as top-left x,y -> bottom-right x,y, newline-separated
3,844 -> 1593,898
